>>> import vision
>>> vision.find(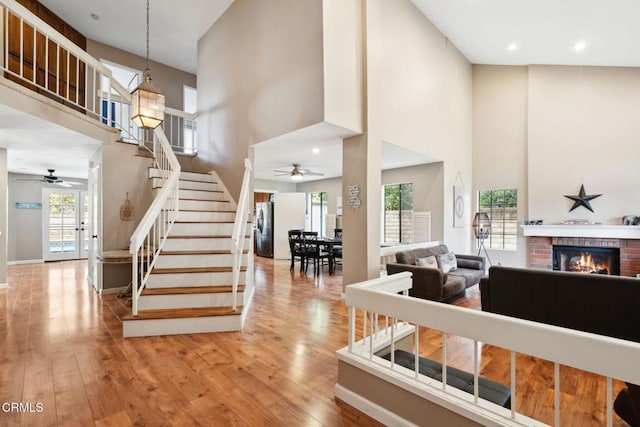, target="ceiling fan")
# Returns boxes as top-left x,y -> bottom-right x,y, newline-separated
16,169 -> 82,187
273,164 -> 324,181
